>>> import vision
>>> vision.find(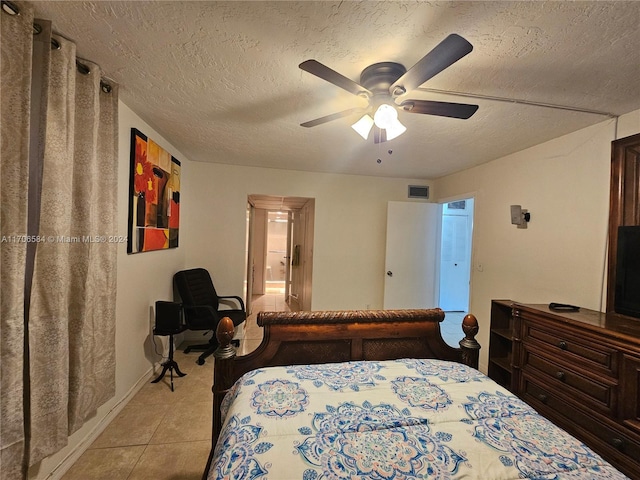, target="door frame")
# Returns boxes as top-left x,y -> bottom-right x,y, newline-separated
284,211 -> 293,301
245,203 -> 255,315
245,195 -> 315,312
